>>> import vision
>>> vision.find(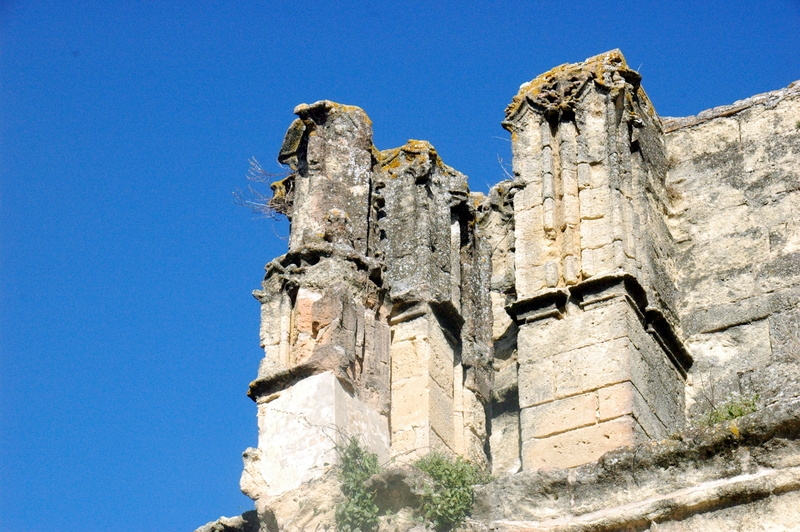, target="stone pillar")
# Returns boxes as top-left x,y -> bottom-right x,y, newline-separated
376,141 -> 491,466
502,51 -> 691,471
242,102 -> 391,526
241,105 -> 491,528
